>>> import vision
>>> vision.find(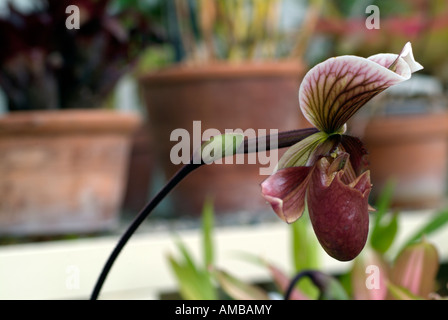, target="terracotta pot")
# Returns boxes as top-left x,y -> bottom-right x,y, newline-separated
139,61 -> 310,217
360,113 -> 448,209
0,109 -> 141,235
